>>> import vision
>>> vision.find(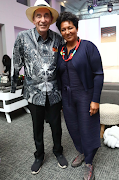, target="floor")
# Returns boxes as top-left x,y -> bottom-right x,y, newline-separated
0,109 -> 119,180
